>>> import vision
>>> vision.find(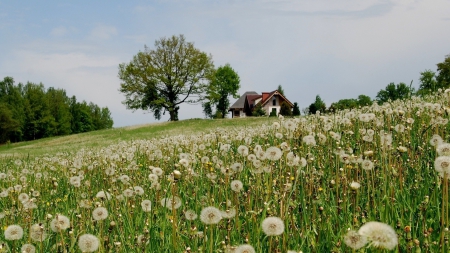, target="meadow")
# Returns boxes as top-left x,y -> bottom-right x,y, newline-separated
1,92 -> 450,253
